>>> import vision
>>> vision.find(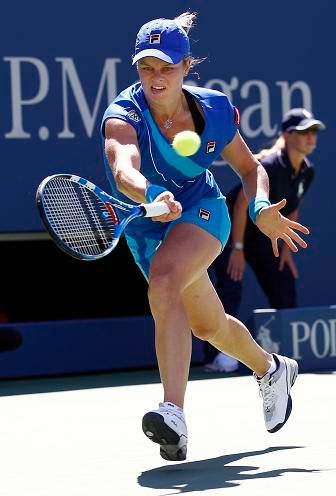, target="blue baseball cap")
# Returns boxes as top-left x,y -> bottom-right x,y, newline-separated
281,108 -> 326,132
132,18 -> 190,65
